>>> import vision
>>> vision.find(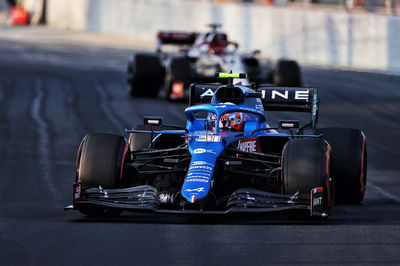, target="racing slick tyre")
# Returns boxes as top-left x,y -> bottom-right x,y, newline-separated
127,53 -> 164,97
165,57 -> 191,99
273,59 -> 302,87
128,124 -> 168,151
77,134 -> 127,217
282,138 -> 333,218
317,128 -> 367,204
